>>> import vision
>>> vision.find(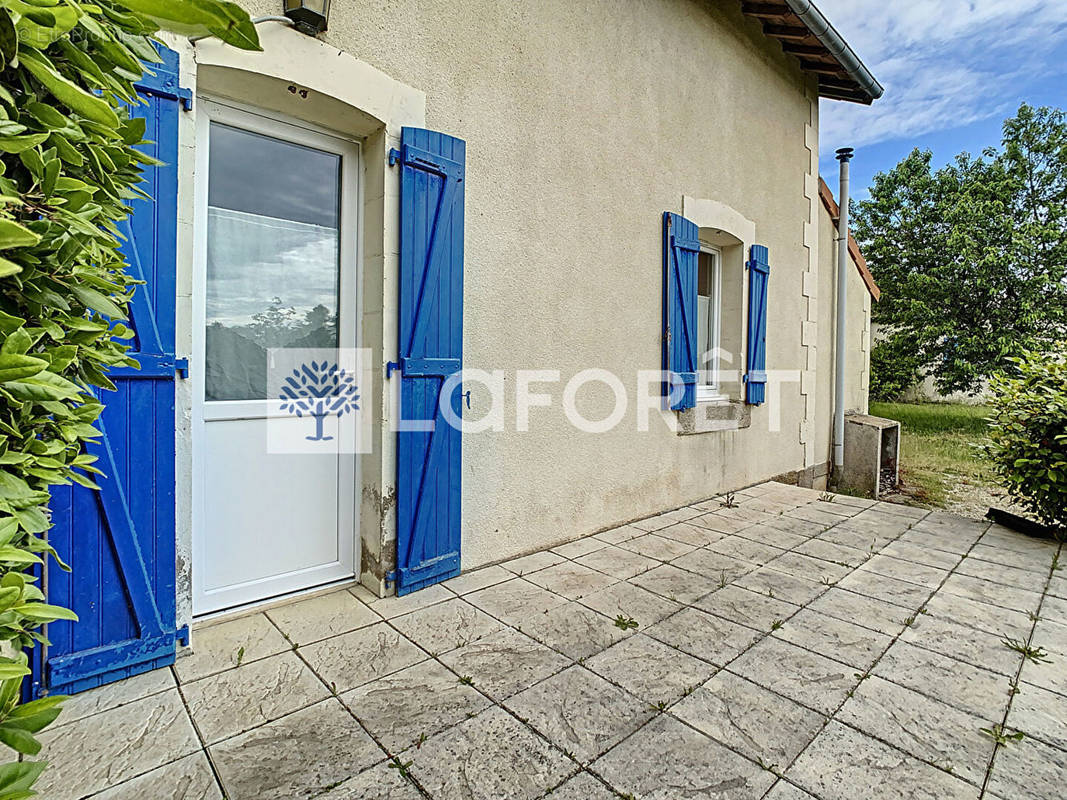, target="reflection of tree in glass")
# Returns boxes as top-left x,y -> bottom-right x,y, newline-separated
238,298 -> 338,348
279,361 -> 360,441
